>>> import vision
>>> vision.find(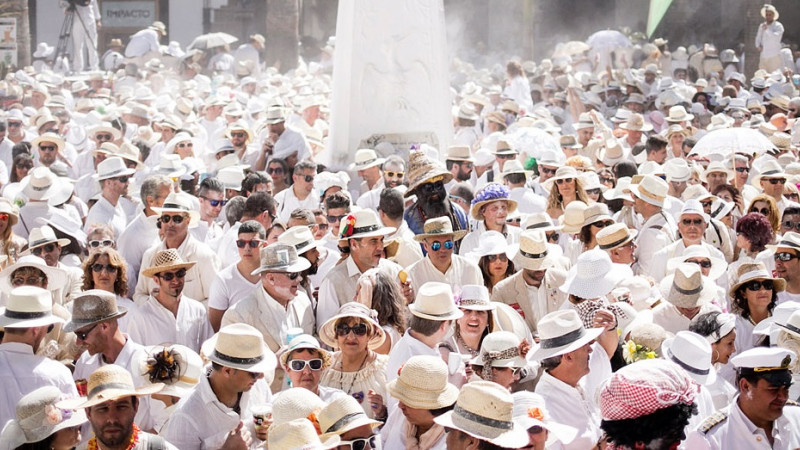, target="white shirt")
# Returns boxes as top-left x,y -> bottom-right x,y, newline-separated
756,21 -> 784,58
634,211 -> 677,277
274,186 -> 320,224
508,186 -> 546,214
84,196 -> 129,238
73,335 -> 146,382
386,331 -> 440,384
406,254 -> 482,295
125,28 -> 160,58
234,43 -> 262,76
272,125 -> 311,161
649,241 -> 727,282
14,202 -> 57,240
207,262 -> 261,312
126,295 -> 213,353
652,302 -> 722,335
117,212 -> 160,296
459,222 -> 522,255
